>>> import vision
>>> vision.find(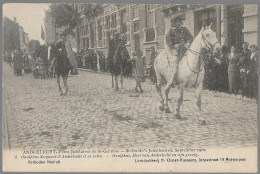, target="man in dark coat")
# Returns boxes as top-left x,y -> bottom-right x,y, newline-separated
148,46 -> 157,84
54,33 -> 72,76
108,32 -> 121,74
165,16 -> 193,86
239,42 -> 251,97
166,16 -> 193,59
248,44 -> 258,99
